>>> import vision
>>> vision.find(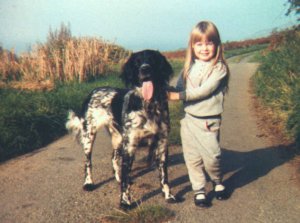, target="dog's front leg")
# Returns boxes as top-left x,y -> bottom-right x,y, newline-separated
120,150 -> 134,210
112,148 -> 122,182
156,138 -> 177,203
